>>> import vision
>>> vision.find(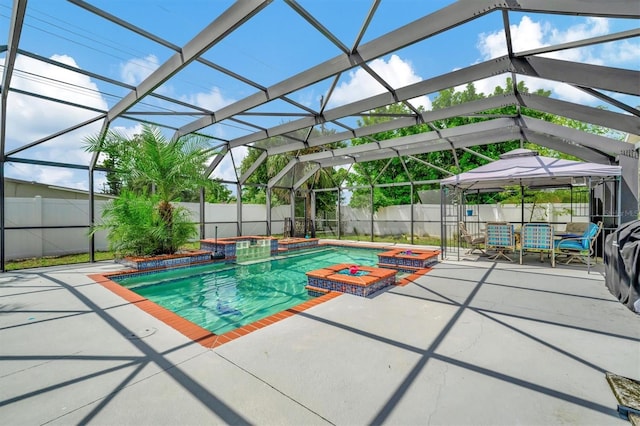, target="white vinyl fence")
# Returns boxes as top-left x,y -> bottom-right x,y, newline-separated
3,197 -> 294,261
341,202 -> 588,237
3,196 -> 588,260
182,202 -> 291,239
5,197 -> 111,261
